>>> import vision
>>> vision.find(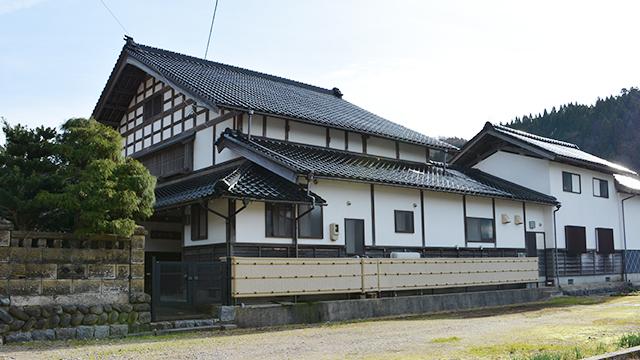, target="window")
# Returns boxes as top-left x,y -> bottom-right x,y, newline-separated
298,205 -> 323,238
465,217 -> 495,242
143,93 -> 163,121
593,178 -> 609,198
190,205 -> 207,241
596,228 -> 614,254
140,143 -> 193,178
565,226 -> 586,255
562,171 -> 581,193
265,203 -> 293,238
394,210 -> 415,233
